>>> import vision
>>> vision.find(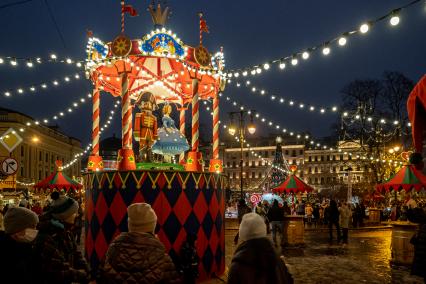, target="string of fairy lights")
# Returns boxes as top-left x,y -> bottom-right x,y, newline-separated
3,1 -> 417,182
218,94 -> 405,166
14,100 -> 120,186
0,53 -> 84,69
200,99 -> 289,174
233,80 -> 413,128
222,0 -> 423,79
61,100 -> 120,170
2,72 -> 83,98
